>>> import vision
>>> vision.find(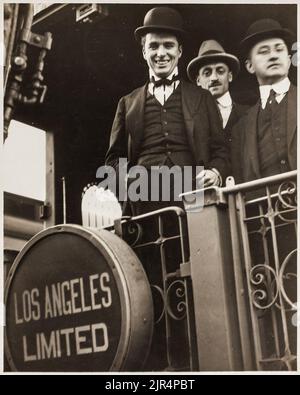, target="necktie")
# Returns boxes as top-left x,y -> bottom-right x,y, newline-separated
151,75 -> 179,88
216,103 -> 224,127
265,89 -> 278,110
